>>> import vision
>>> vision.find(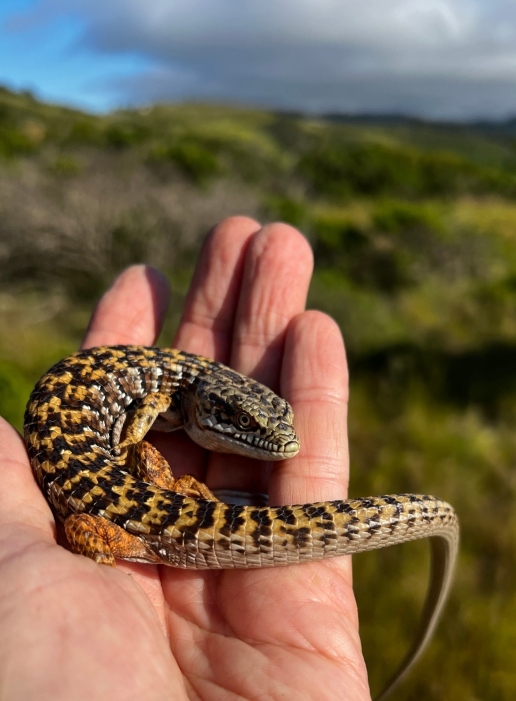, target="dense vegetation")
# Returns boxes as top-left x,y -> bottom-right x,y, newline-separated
1,85 -> 516,699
